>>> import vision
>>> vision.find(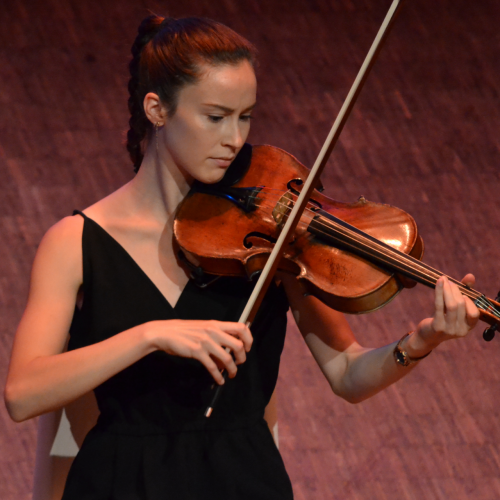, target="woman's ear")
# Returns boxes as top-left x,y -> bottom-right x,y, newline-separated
143,92 -> 167,126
